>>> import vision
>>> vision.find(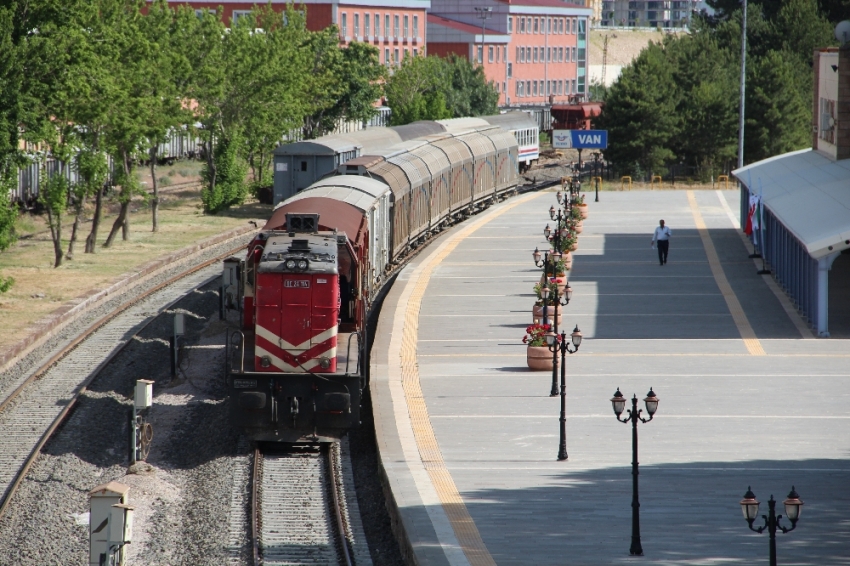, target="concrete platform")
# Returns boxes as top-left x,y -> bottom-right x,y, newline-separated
371,189 -> 850,566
